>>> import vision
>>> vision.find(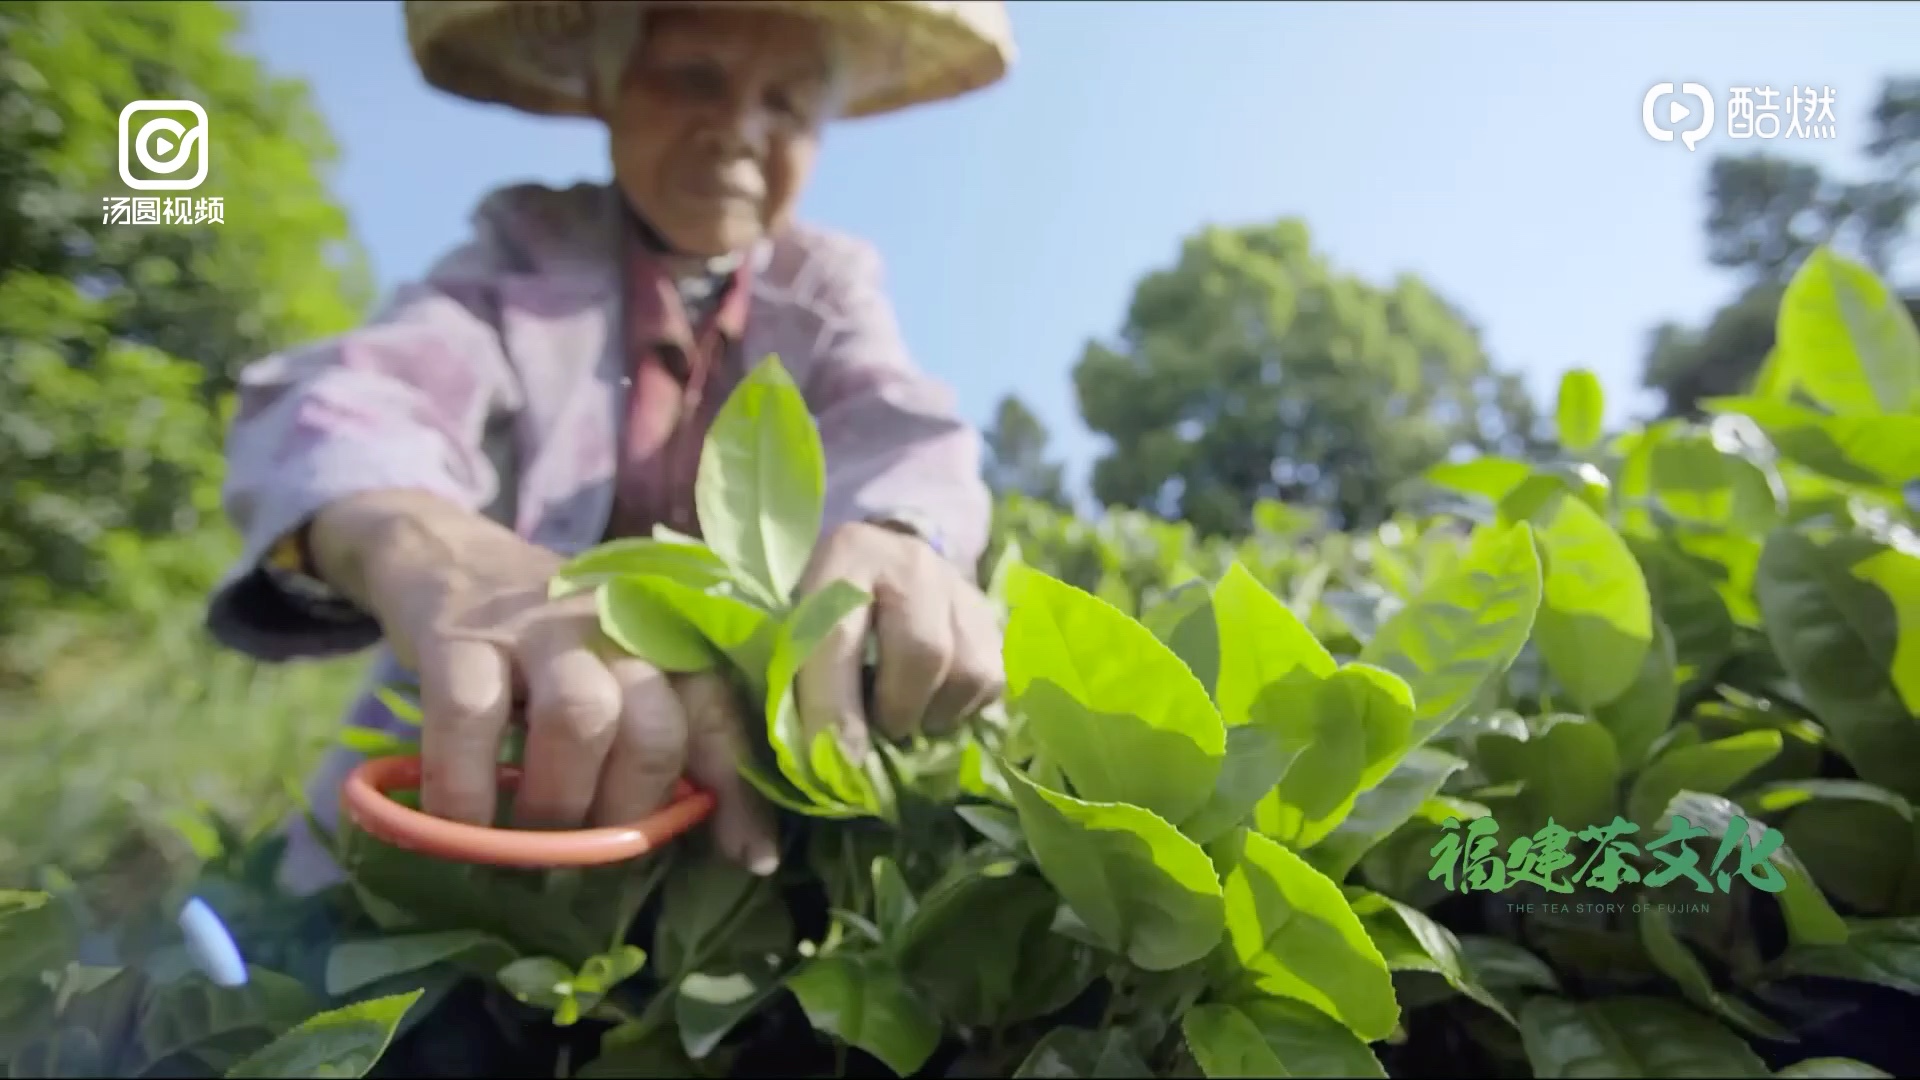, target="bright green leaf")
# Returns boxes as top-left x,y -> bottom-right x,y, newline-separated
1594,616 -> 1679,769
1306,747 -> 1469,880
1426,457 -> 1532,501
1704,397 -> 1920,490
1556,369 -> 1605,452
1212,562 -> 1335,727
1362,521 -> 1542,745
762,581 -> 876,812
1005,564 -> 1226,823
596,577 -> 720,672
1001,763 -> 1226,971
696,354 -> 826,606
1250,664 -> 1417,848
1773,247 -> 1920,415
1505,488 -> 1653,709
549,538 -> 730,599
1220,831 -> 1398,1041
